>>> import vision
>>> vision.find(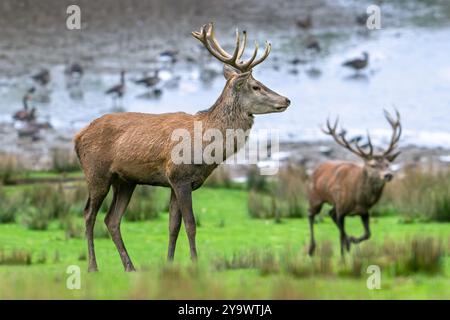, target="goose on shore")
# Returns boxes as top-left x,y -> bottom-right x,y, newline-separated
105,70 -> 126,98
296,14 -> 312,29
13,92 -> 36,122
65,62 -> 84,78
32,69 -> 51,85
305,35 -> 321,52
159,50 -> 178,63
134,71 -> 160,89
